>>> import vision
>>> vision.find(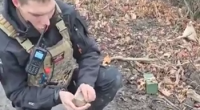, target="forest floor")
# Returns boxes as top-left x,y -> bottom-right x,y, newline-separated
70,0 -> 200,110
